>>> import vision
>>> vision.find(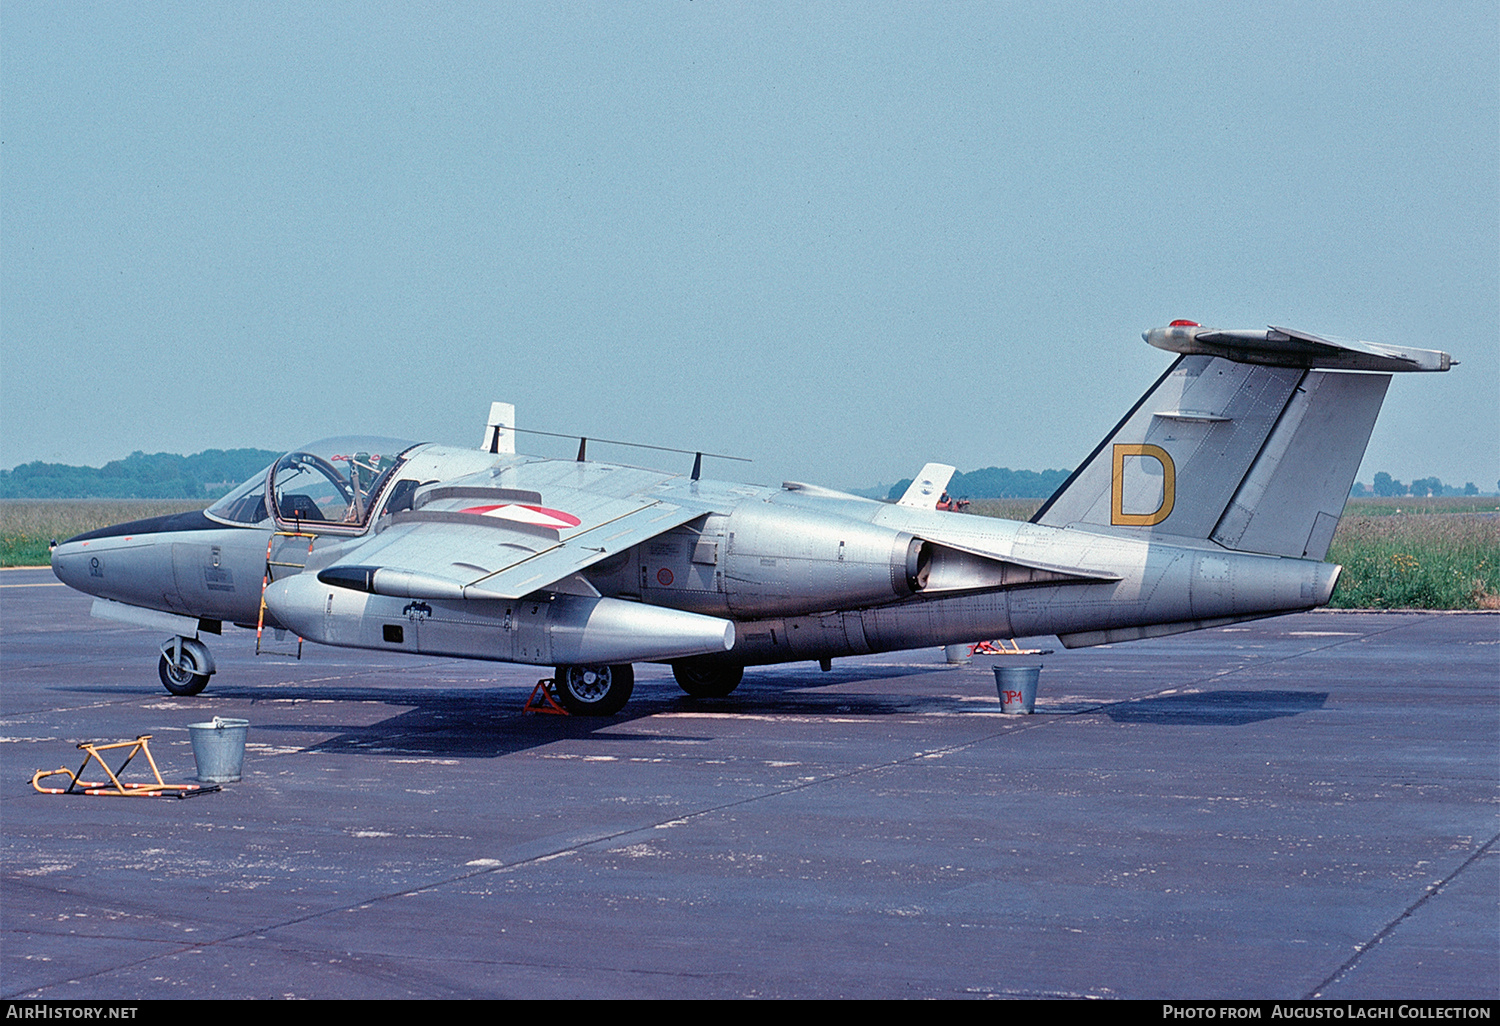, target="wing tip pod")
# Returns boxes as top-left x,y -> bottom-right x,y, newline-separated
1144,323 -> 1452,373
